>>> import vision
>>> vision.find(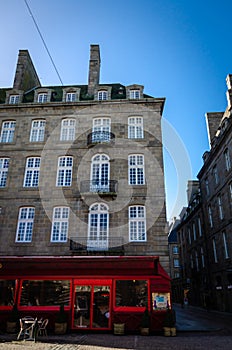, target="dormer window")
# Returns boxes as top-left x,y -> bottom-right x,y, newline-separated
9,95 -> 20,104
98,90 -> 108,101
66,92 -> 76,102
129,89 -> 140,99
126,85 -> 144,99
38,93 -> 48,103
